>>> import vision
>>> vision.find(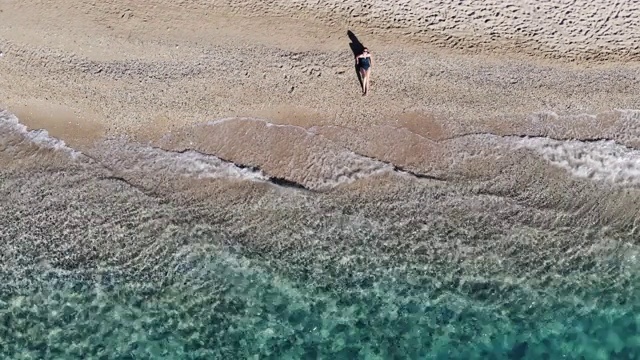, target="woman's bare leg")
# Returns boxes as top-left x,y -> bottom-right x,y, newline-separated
359,69 -> 366,94
363,70 -> 370,95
